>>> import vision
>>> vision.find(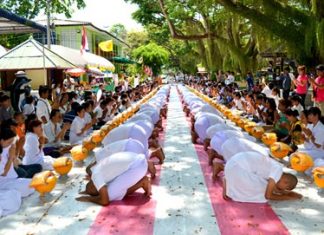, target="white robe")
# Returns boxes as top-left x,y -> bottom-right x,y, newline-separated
0,146 -> 34,197
210,130 -> 255,154
206,123 -> 239,139
194,113 -> 224,141
95,139 -> 148,162
225,151 -> 283,203
23,133 -> 54,170
102,123 -> 148,149
91,152 -> 147,201
0,190 -> 22,217
220,137 -> 269,161
70,116 -> 87,145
